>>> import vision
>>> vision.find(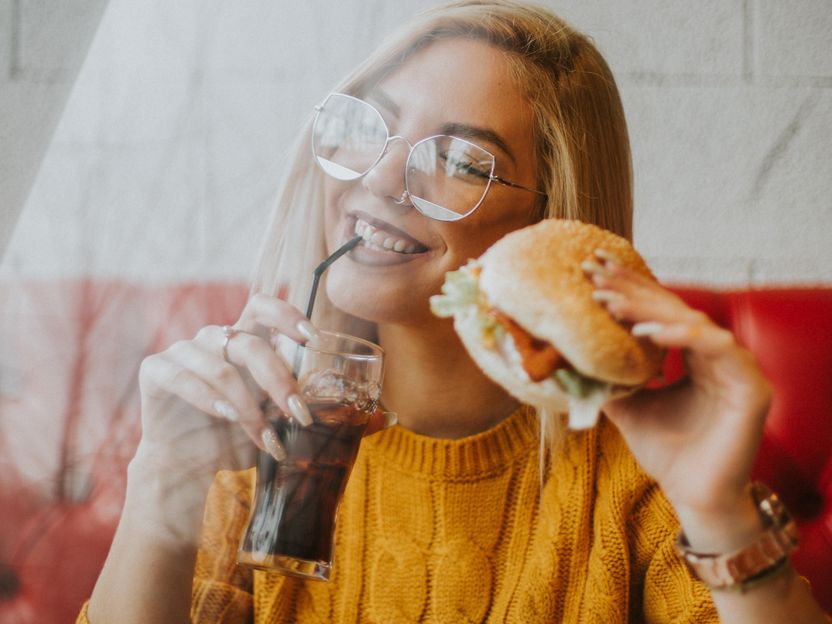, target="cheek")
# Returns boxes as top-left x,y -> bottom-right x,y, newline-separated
323,180 -> 349,248
440,201 -> 538,260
